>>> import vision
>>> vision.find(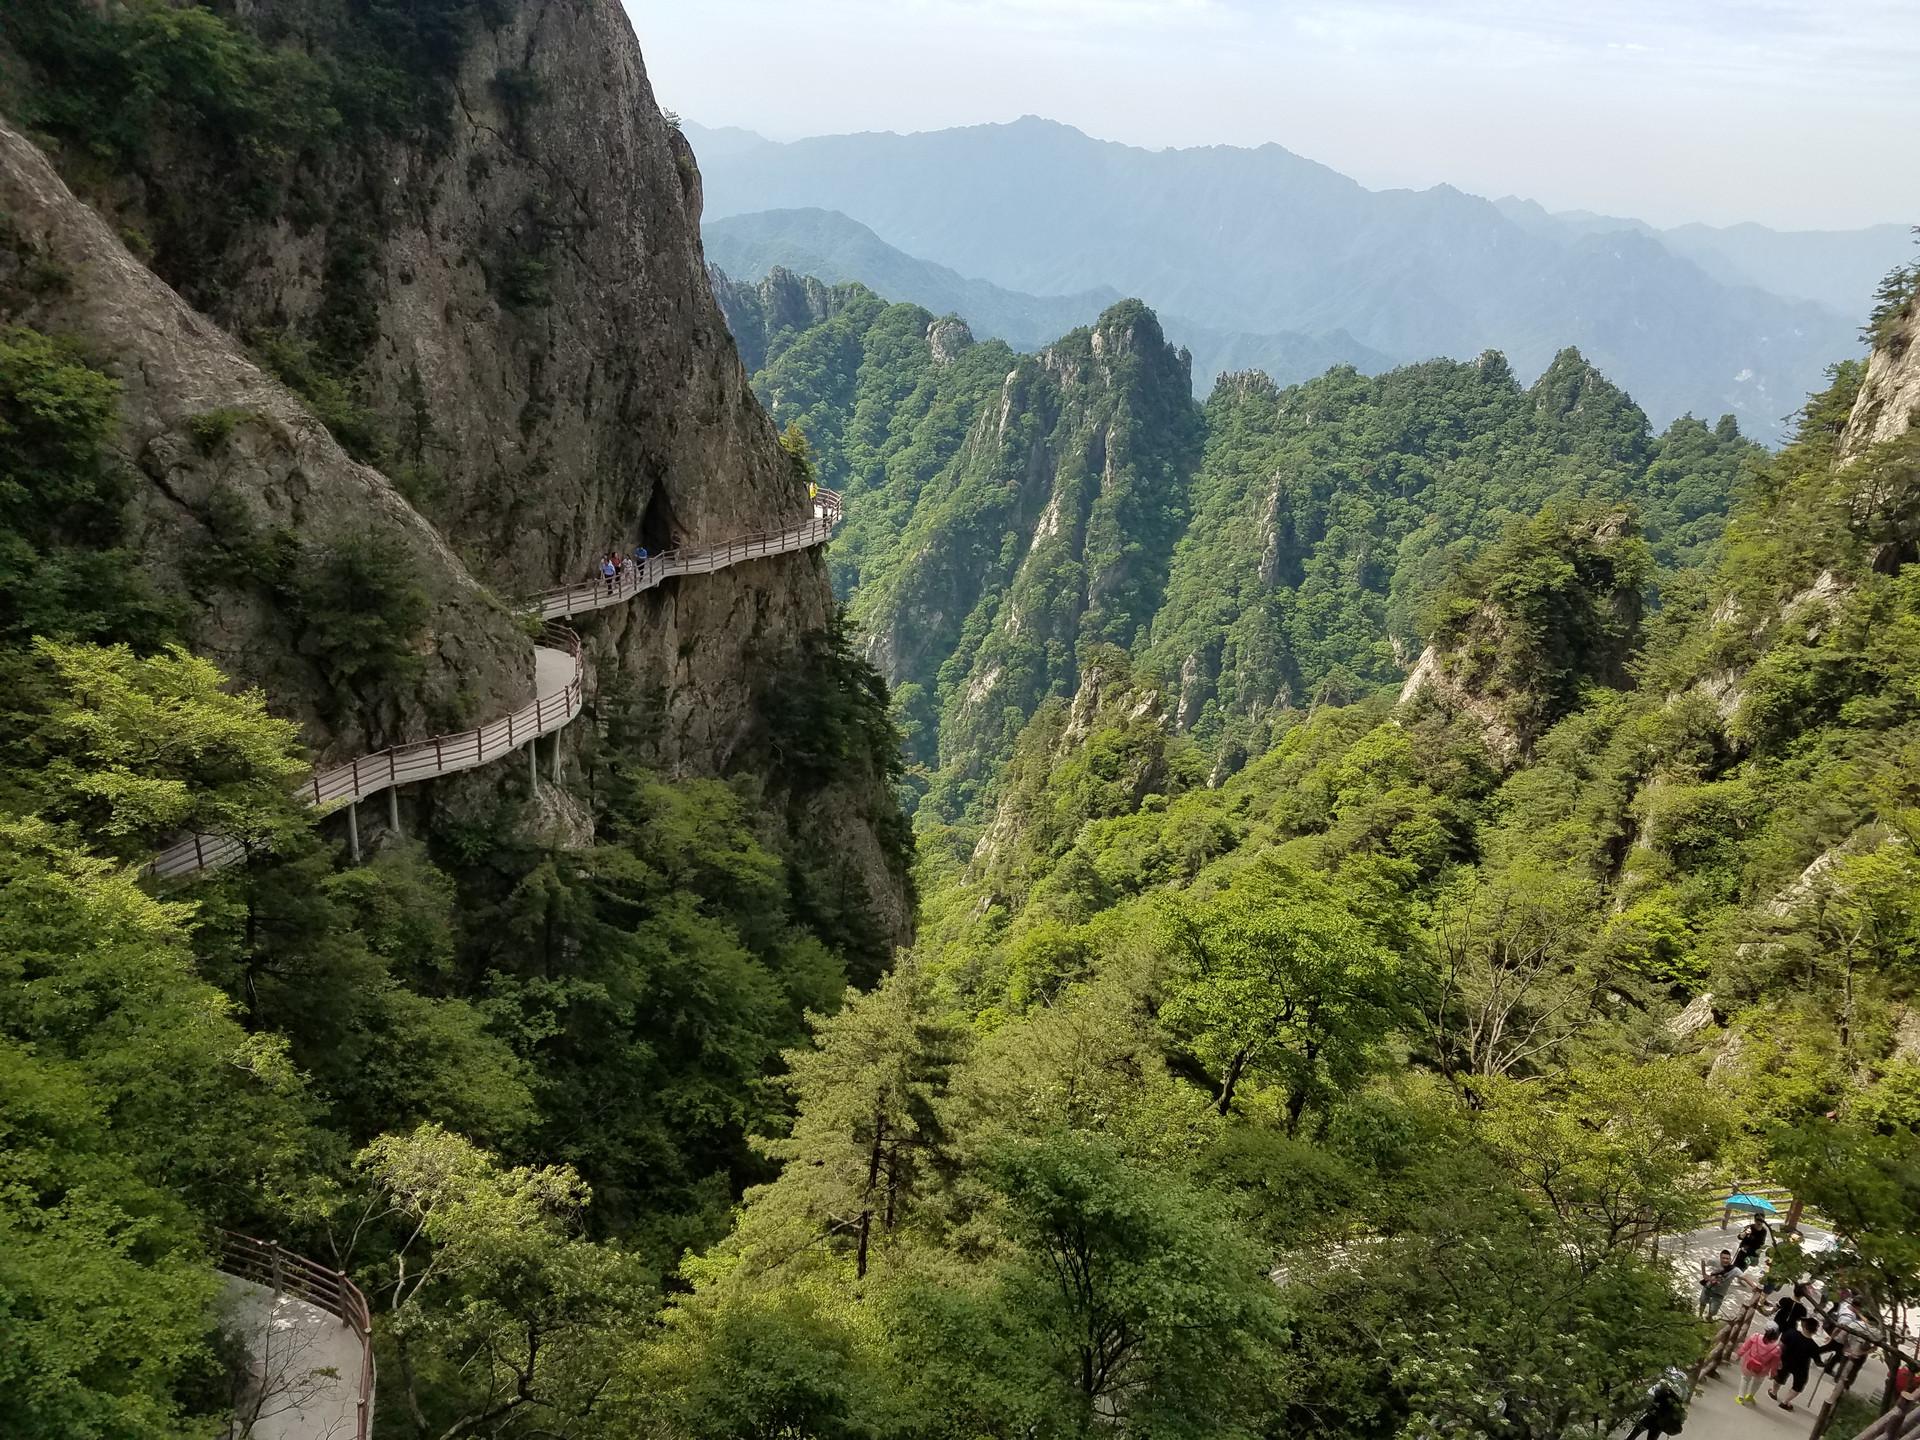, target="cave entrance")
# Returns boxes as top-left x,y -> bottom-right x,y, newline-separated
639,483 -> 680,557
